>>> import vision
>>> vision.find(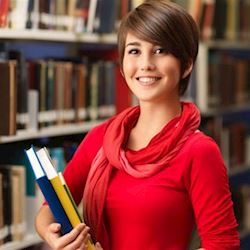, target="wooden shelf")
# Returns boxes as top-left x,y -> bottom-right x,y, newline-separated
0,28 -> 117,44
0,120 -> 105,144
202,40 -> 250,50
0,234 -> 42,250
